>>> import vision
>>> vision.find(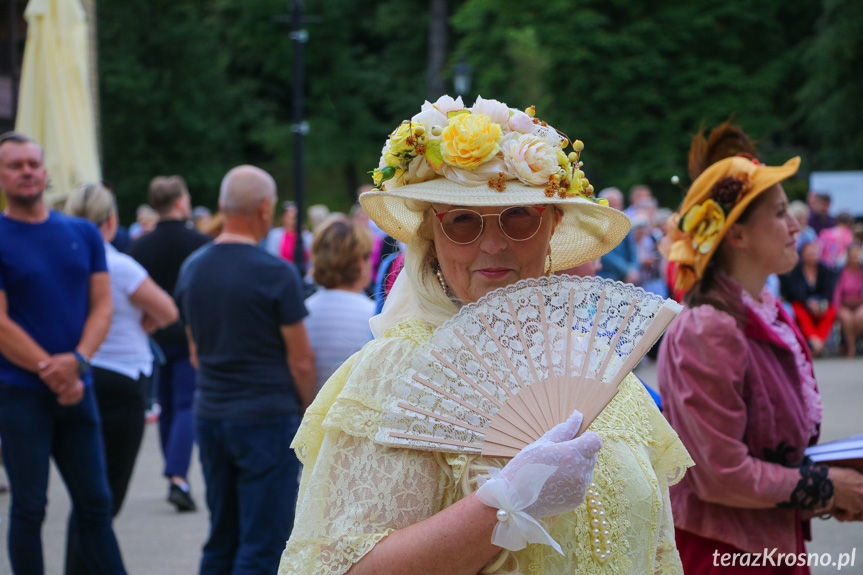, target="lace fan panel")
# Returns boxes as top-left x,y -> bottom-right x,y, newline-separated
378,276 -> 679,453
